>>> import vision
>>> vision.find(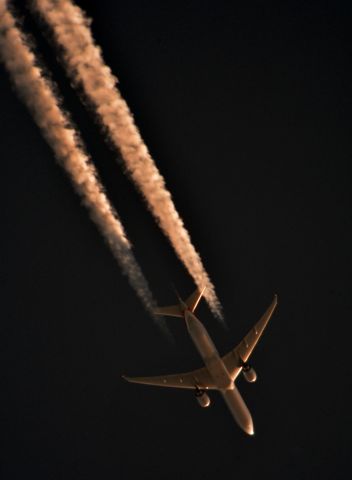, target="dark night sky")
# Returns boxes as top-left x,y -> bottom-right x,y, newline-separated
1,1 -> 352,478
